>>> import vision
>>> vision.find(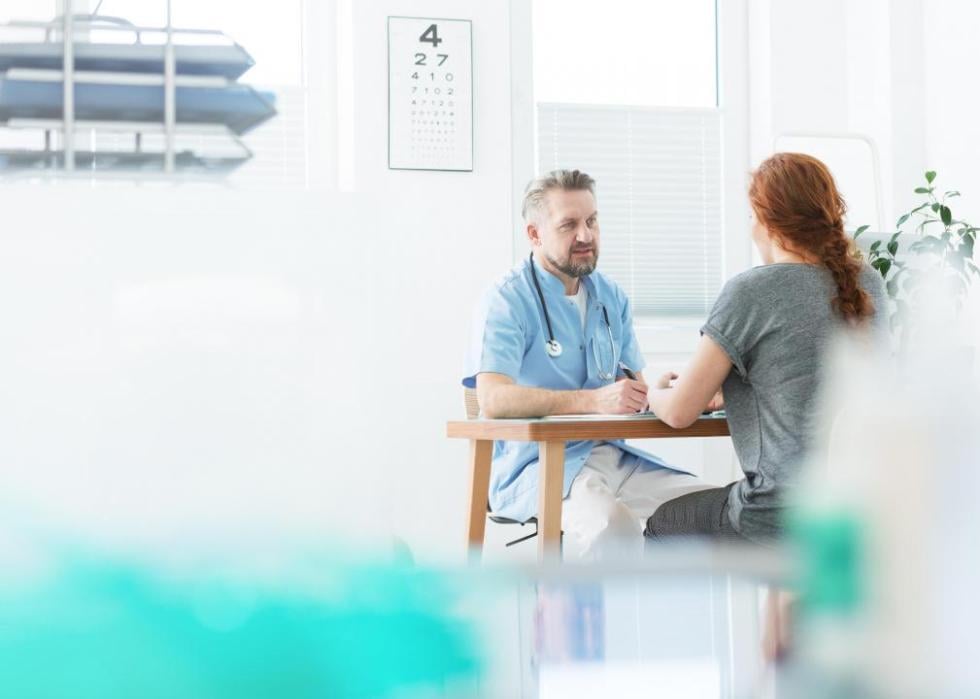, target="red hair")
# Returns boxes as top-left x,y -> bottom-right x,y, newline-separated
749,153 -> 873,324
